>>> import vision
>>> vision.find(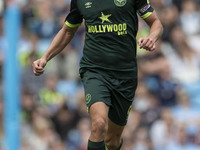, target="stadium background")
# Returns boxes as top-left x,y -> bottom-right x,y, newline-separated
1,0 -> 200,149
